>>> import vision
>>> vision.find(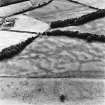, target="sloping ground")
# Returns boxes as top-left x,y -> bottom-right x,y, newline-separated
0,0 -> 105,105
0,78 -> 105,105
71,0 -> 105,9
